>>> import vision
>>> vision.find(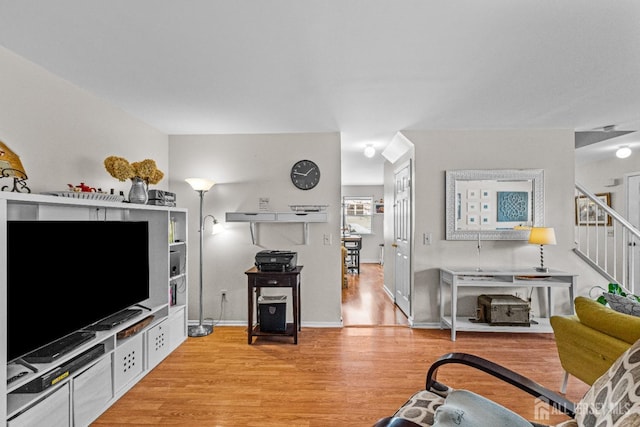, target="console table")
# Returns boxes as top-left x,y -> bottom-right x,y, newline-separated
439,267 -> 577,341
245,266 -> 302,344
